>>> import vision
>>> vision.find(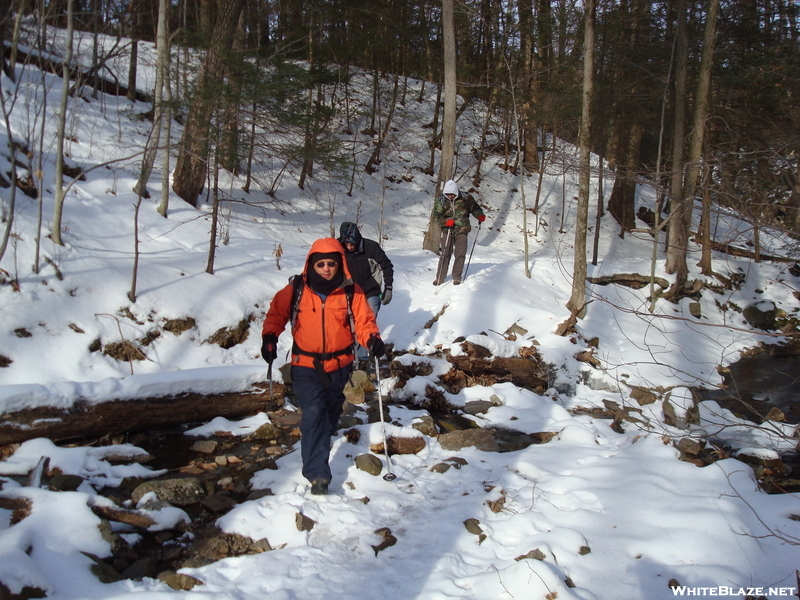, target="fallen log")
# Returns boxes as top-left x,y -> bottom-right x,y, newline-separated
587,273 -> 669,289
0,383 -> 285,447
